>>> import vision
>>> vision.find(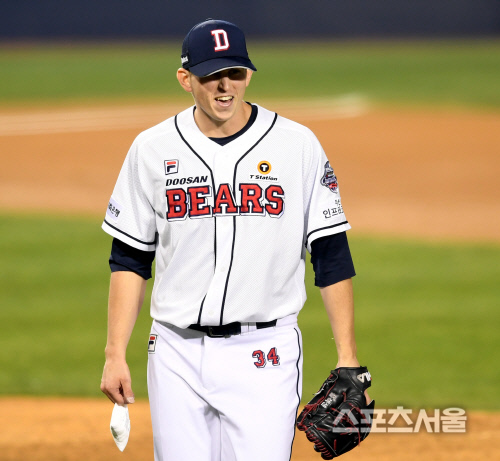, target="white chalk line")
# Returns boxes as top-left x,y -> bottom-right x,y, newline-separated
0,95 -> 369,136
